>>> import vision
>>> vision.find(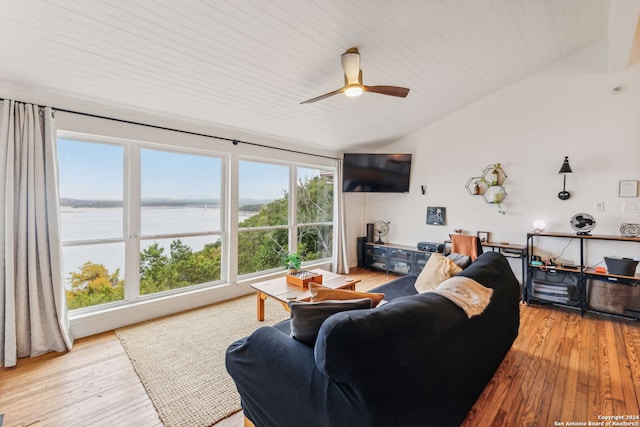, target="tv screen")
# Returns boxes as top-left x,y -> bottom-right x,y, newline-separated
342,153 -> 412,193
